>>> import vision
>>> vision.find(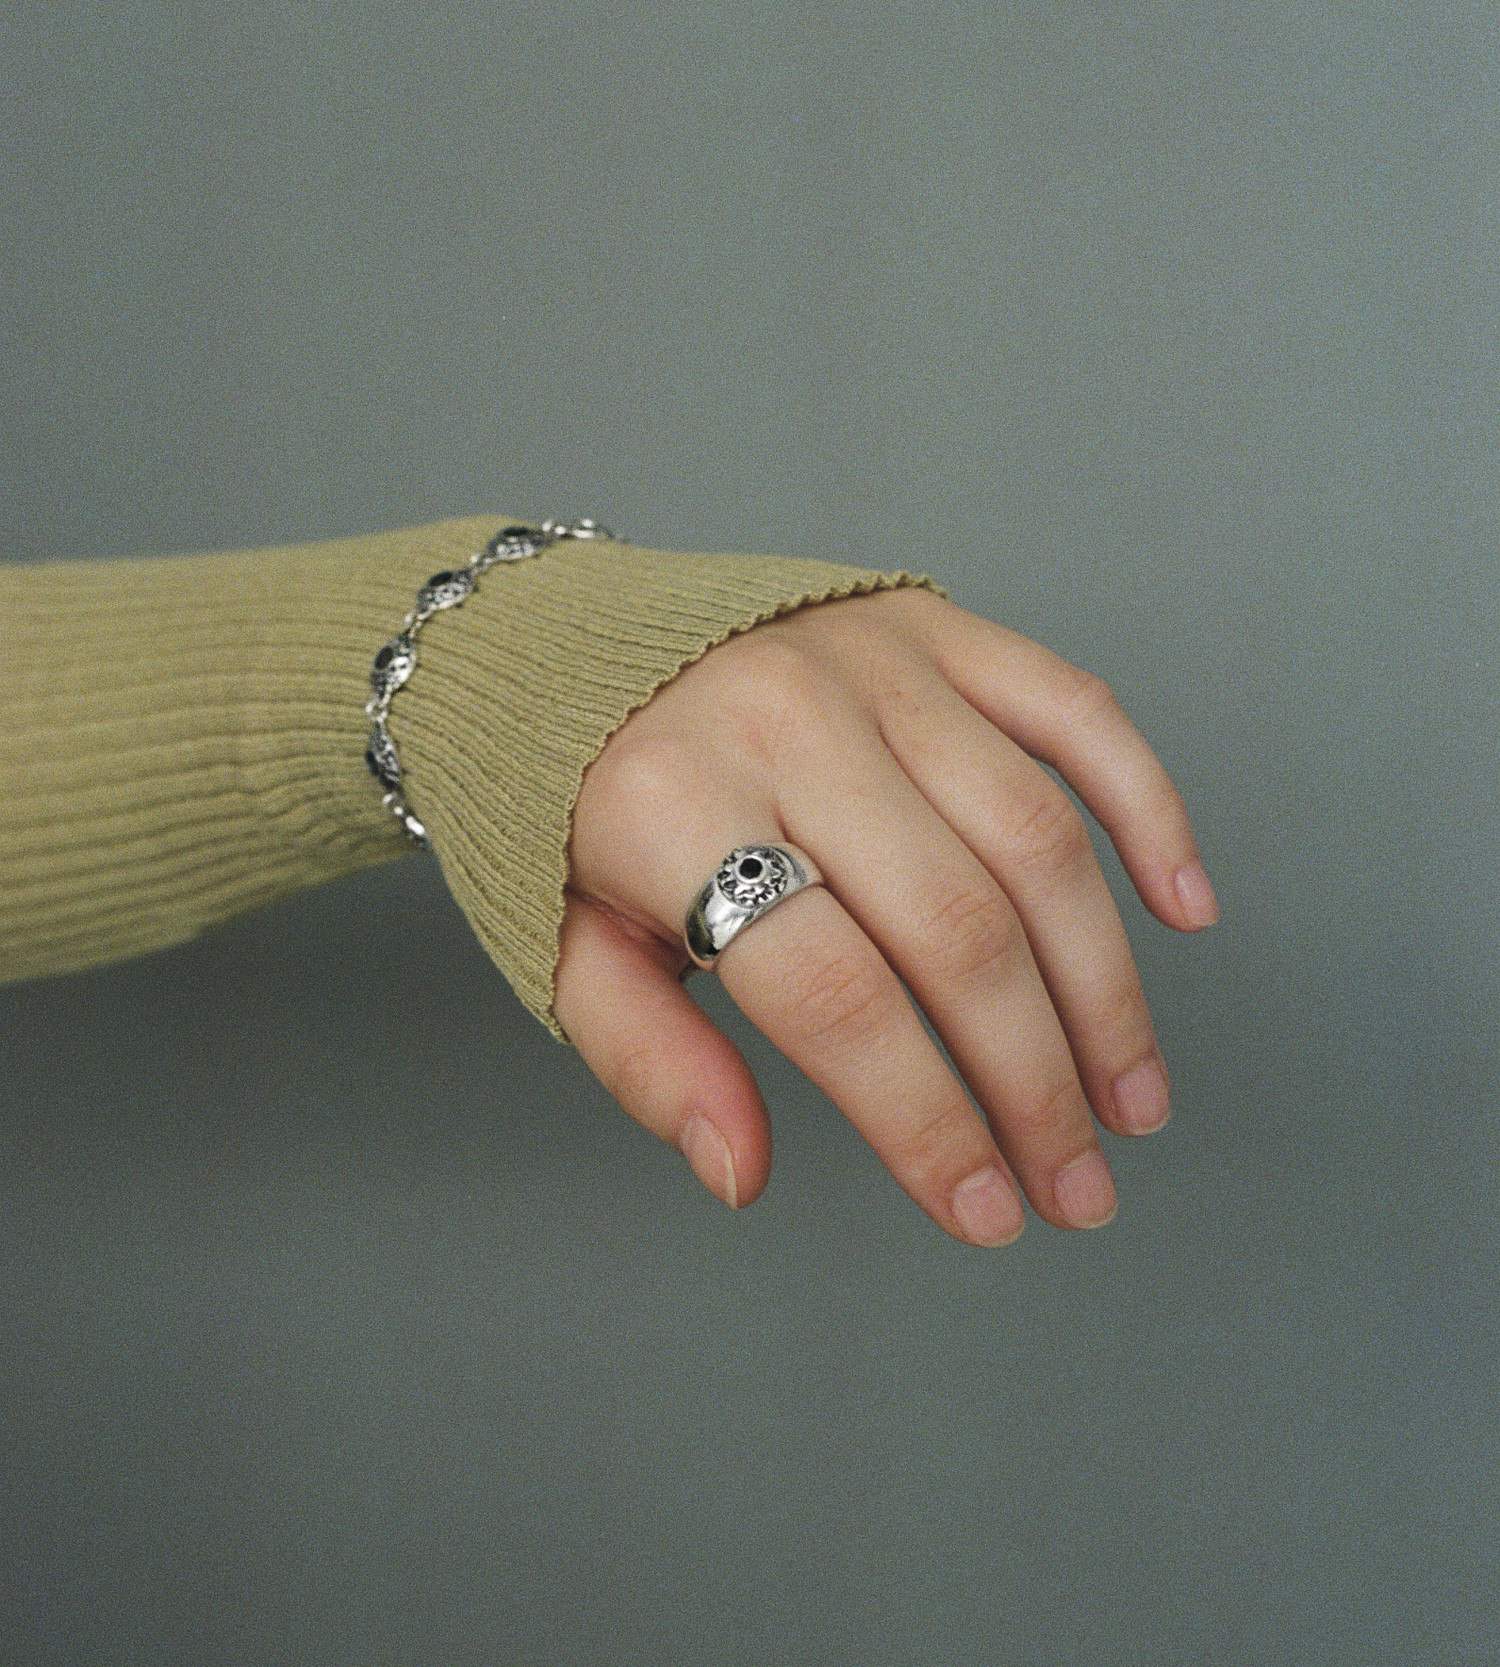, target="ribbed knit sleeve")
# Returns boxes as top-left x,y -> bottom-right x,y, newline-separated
1,514 -> 944,1040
